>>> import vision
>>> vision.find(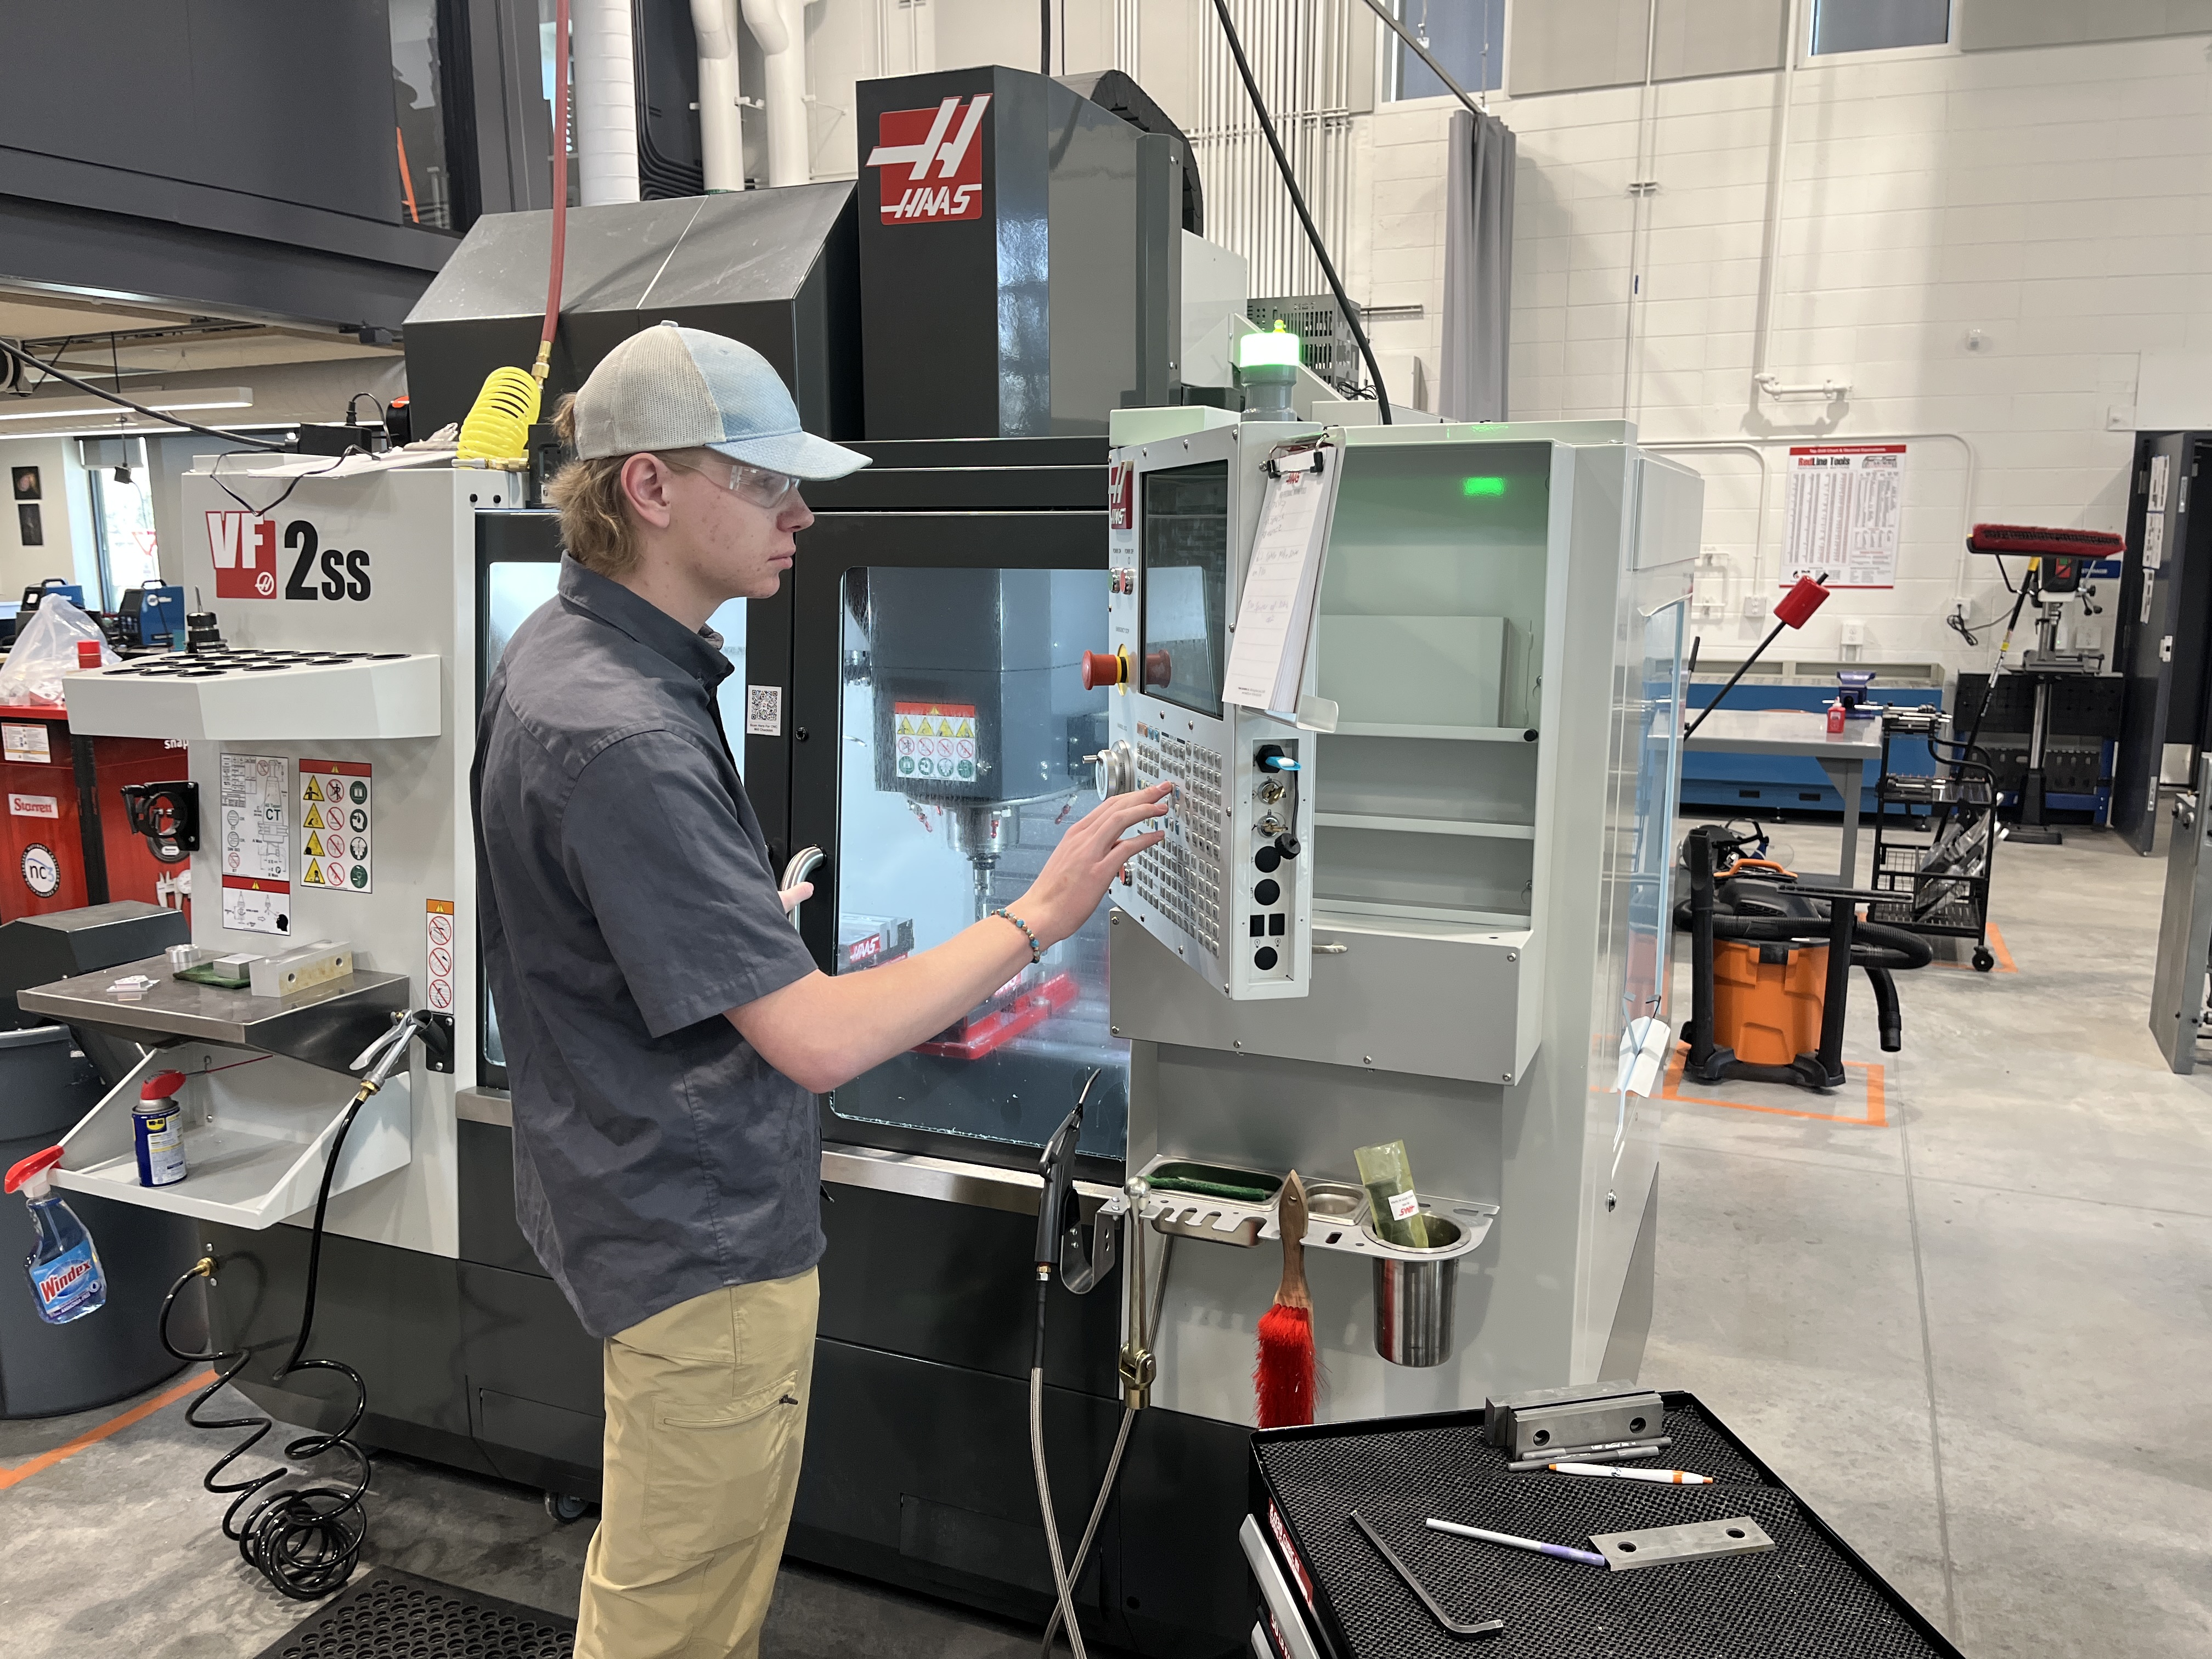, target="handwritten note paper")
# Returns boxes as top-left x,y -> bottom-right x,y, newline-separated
1222,450 -> 1338,715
